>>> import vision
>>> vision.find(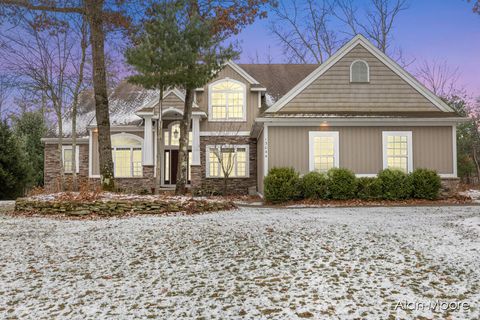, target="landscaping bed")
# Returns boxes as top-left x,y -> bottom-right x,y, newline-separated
14,192 -> 236,217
